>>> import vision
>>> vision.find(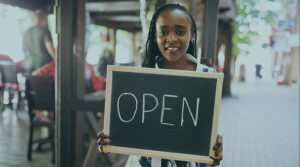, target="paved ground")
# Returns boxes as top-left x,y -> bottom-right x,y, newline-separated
0,109 -> 54,167
218,79 -> 299,167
